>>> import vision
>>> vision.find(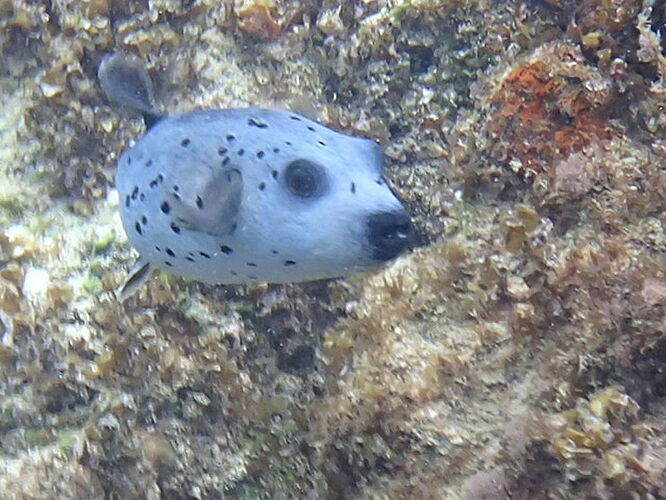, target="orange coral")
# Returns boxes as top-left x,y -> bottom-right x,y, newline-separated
489,47 -> 614,176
